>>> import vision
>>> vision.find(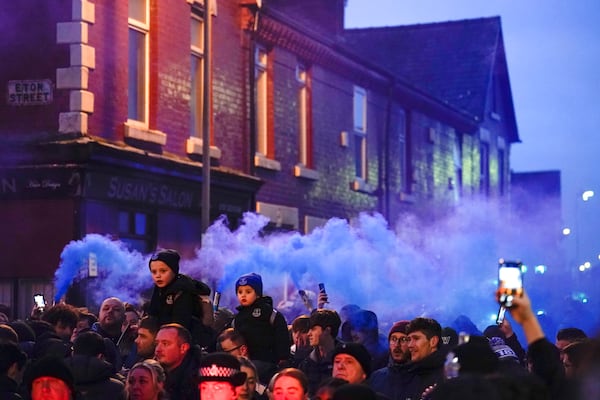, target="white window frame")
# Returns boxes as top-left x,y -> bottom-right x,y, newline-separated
297,64 -> 308,166
353,86 -> 367,180
127,0 -> 150,126
255,46 -> 268,157
190,9 -> 204,137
